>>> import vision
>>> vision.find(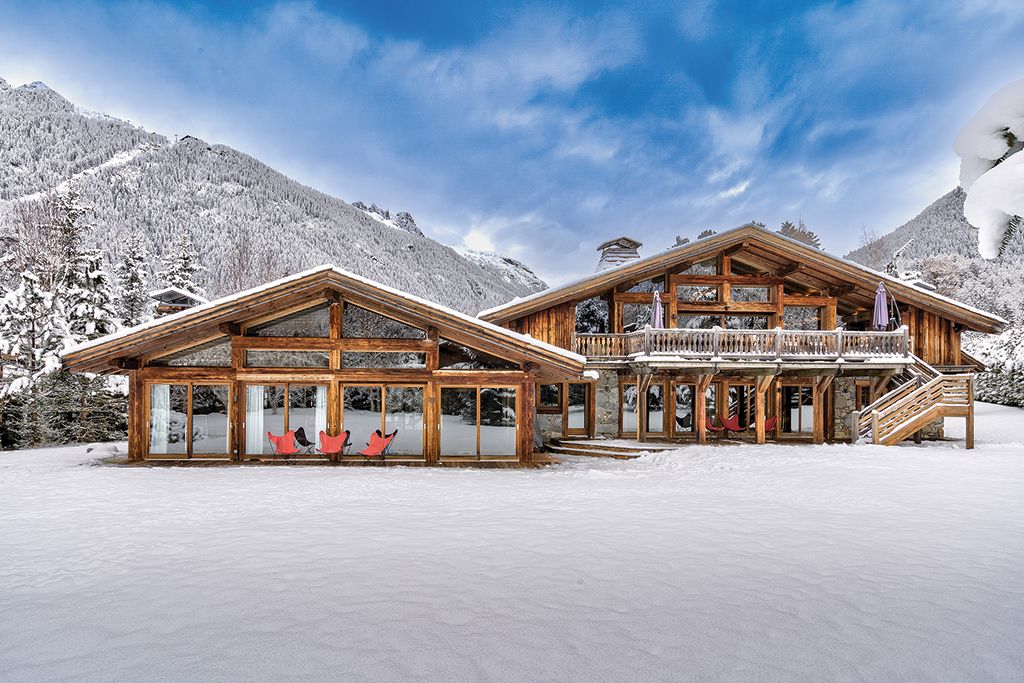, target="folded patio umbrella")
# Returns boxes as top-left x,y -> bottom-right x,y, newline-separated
873,283 -> 890,330
650,290 -> 664,329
